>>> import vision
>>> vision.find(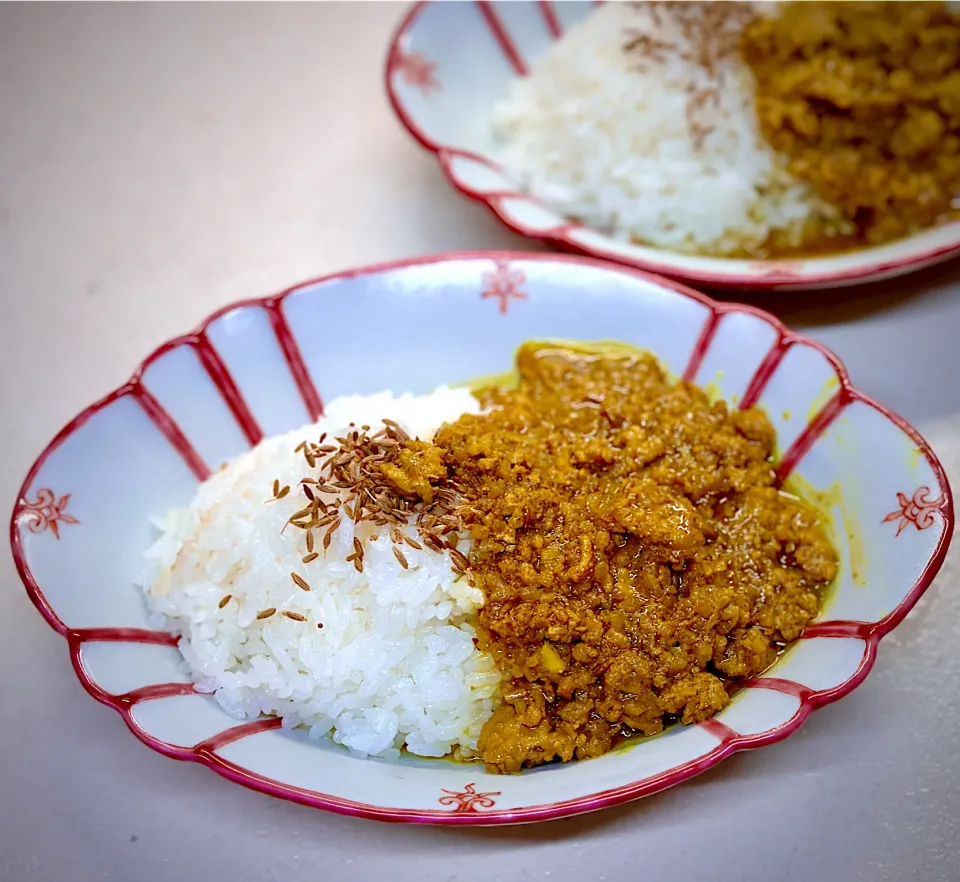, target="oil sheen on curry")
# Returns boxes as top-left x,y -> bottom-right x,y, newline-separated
392,343 -> 839,773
